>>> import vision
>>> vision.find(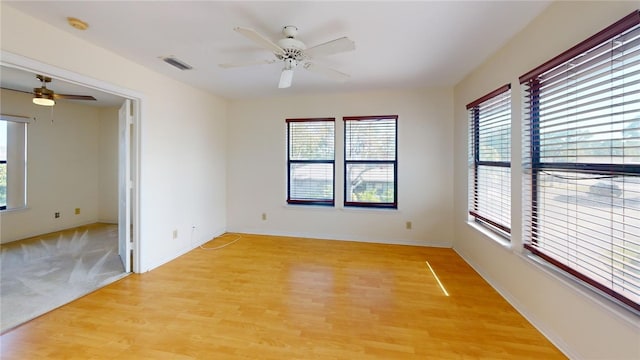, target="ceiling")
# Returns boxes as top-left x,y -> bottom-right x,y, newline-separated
2,1 -> 551,101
